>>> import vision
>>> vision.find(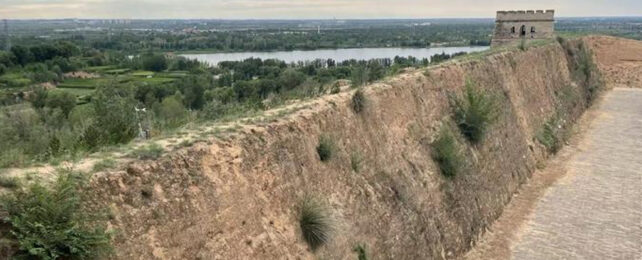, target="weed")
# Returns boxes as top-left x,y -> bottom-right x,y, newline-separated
0,169 -> 111,259
352,89 -> 367,113
317,135 -> 334,162
130,143 -> 164,160
0,175 -> 19,189
431,126 -> 464,178
298,197 -> 332,251
451,80 -> 498,143
350,151 -> 363,172
353,244 -> 368,260
536,115 -> 566,154
92,158 -> 117,172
